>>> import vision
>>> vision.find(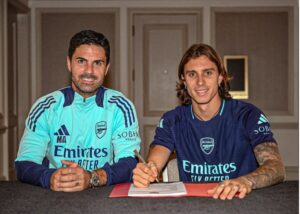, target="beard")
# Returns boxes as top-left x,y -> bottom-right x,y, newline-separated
71,72 -> 103,97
